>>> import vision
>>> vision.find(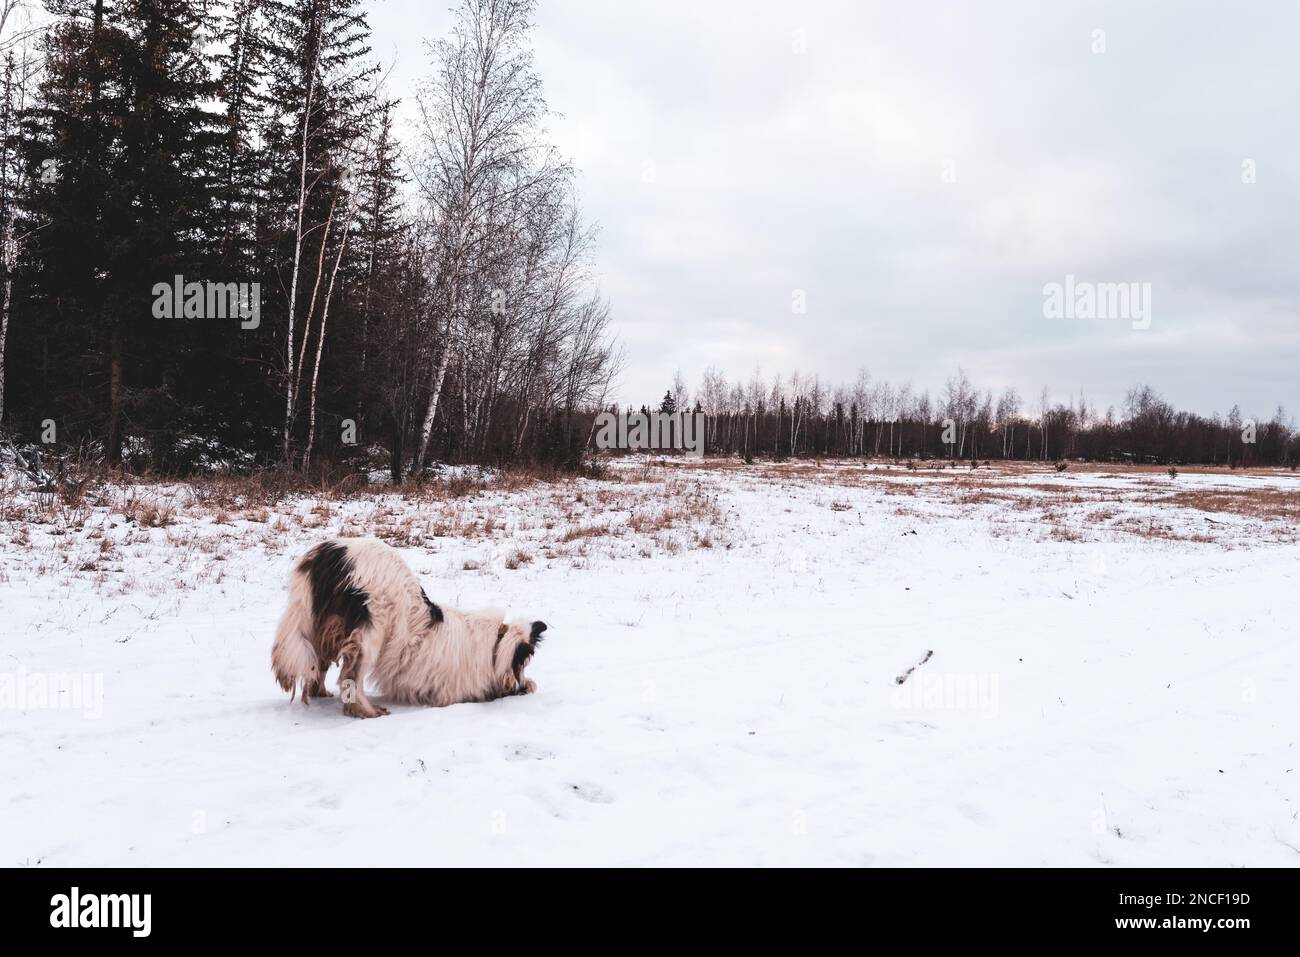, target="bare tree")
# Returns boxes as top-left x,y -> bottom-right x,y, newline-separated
411,0 -> 564,471
672,368 -> 690,414
996,386 -> 1020,458
280,10 -> 323,463
303,137 -> 371,470
1039,386 -> 1051,459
